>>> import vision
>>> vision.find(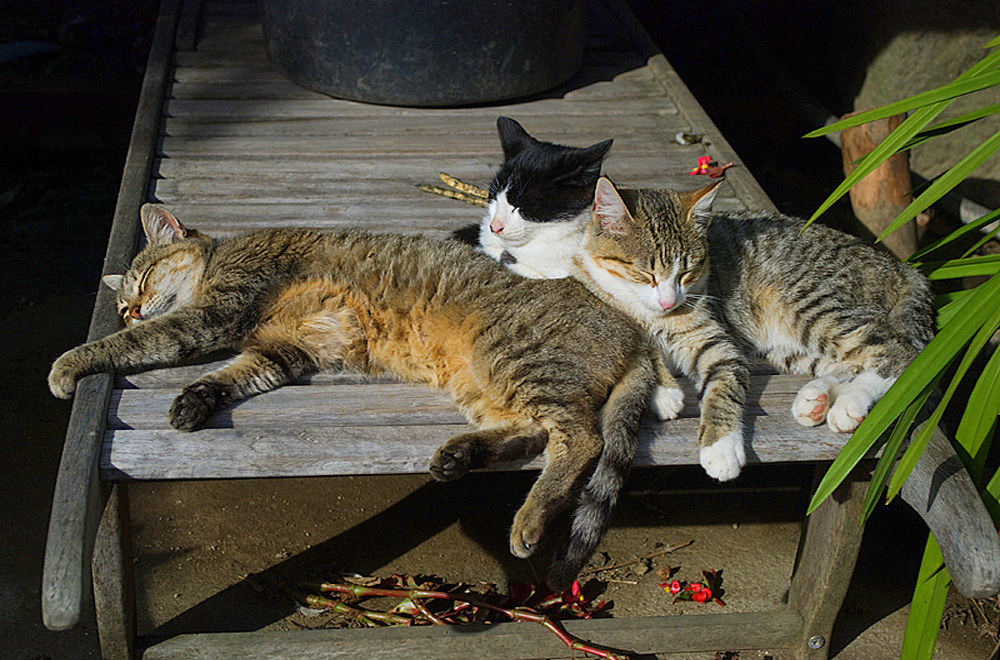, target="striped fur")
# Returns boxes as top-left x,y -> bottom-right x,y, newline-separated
575,178 -> 934,480
48,203 -> 660,590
